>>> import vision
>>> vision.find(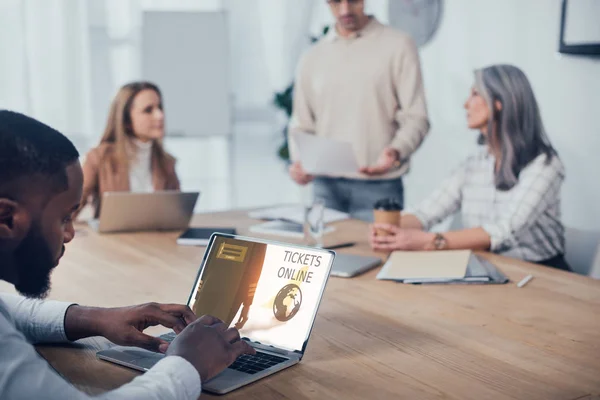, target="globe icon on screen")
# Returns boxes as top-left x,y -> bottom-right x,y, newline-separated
273,284 -> 302,322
